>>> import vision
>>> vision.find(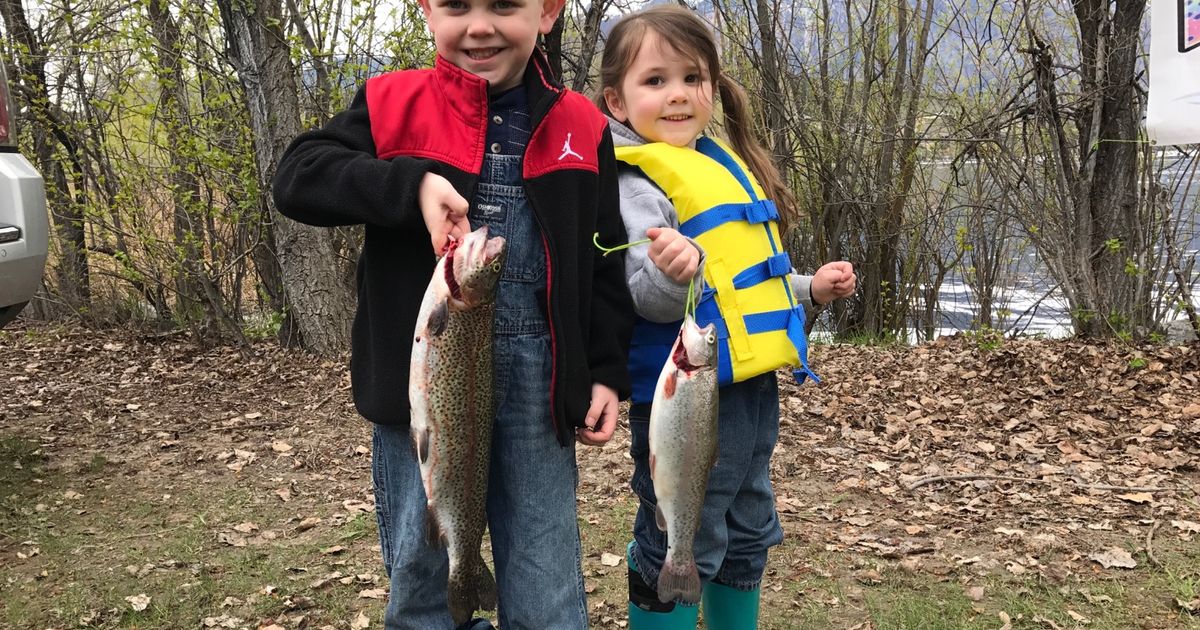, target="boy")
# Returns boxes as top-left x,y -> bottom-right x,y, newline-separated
271,0 -> 634,626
